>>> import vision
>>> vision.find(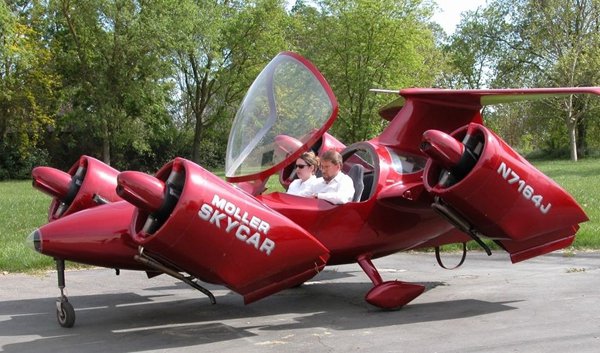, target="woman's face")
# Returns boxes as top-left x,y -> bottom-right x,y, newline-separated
295,158 -> 314,181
